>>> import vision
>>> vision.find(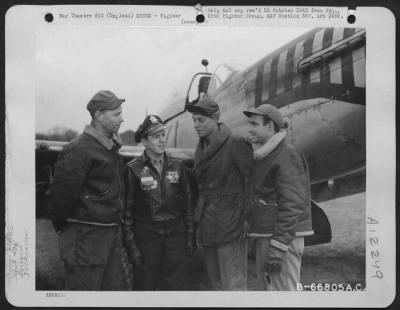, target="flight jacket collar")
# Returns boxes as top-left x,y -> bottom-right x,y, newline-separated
253,130 -> 286,160
139,151 -> 174,170
84,125 -> 122,151
195,122 -> 231,164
